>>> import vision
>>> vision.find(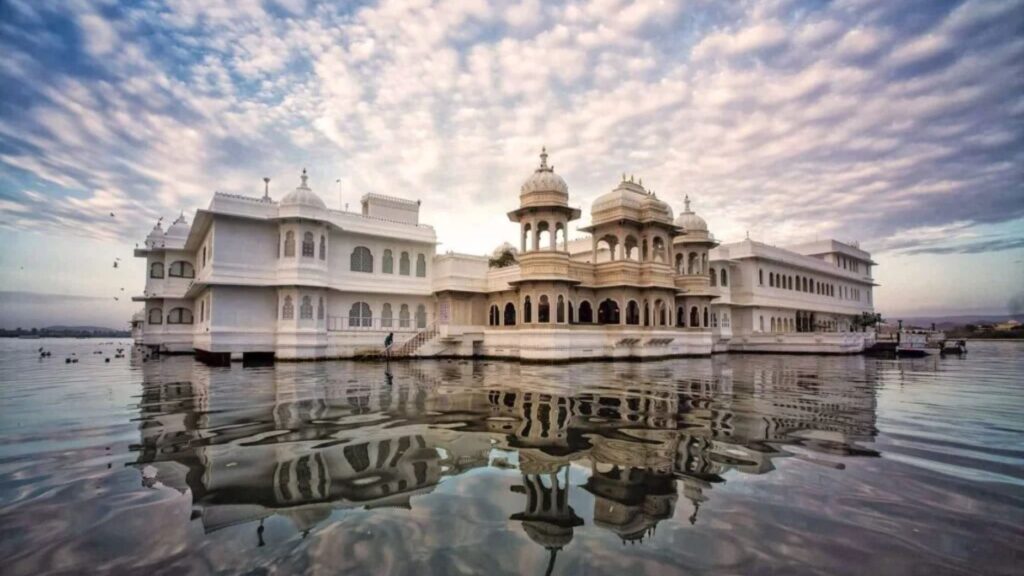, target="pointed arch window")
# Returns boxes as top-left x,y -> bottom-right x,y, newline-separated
415,304 -> 427,328
282,296 -> 294,320
148,307 -> 163,324
300,296 -> 313,319
349,302 -> 372,327
578,301 -> 593,324
416,253 -> 426,277
383,249 -> 394,274
489,305 -> 500,326
626,300 -> 640,325
382,303 -> 393,328
523,296 -> 533,323
721,268 -> 728,287
351,246 -> 373,273
302,232 -> 315,257
556,295 -> 565,323
399,252 -> 410,275
399,304 -> 410,328
284,231 -> 295,257
538,295 -> 550,323
503,302 -> 516,326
